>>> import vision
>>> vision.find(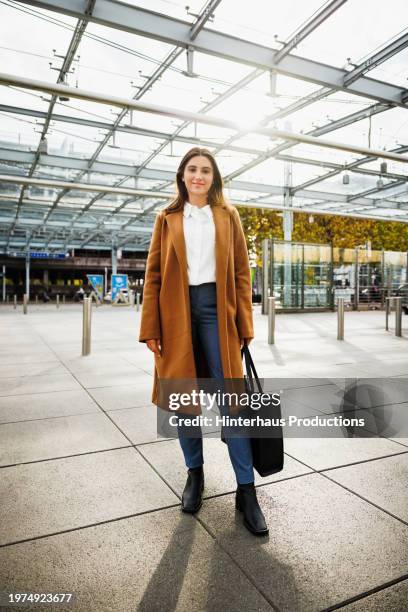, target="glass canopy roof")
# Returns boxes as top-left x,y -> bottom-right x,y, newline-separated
0,0 -> 408,253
